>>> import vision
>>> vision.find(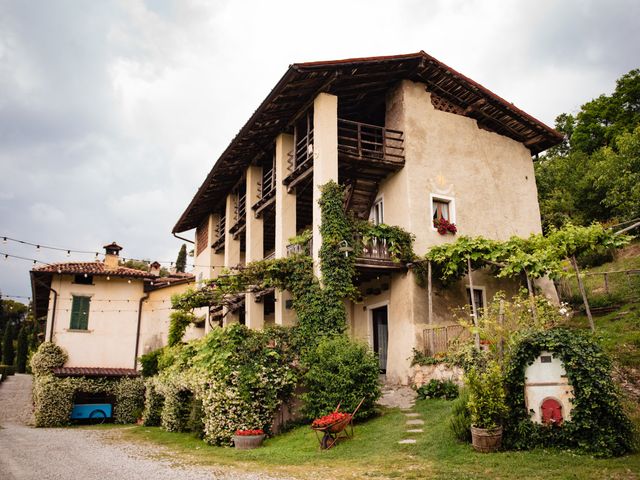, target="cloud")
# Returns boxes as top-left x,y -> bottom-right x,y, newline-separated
0,0 -> 637,299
